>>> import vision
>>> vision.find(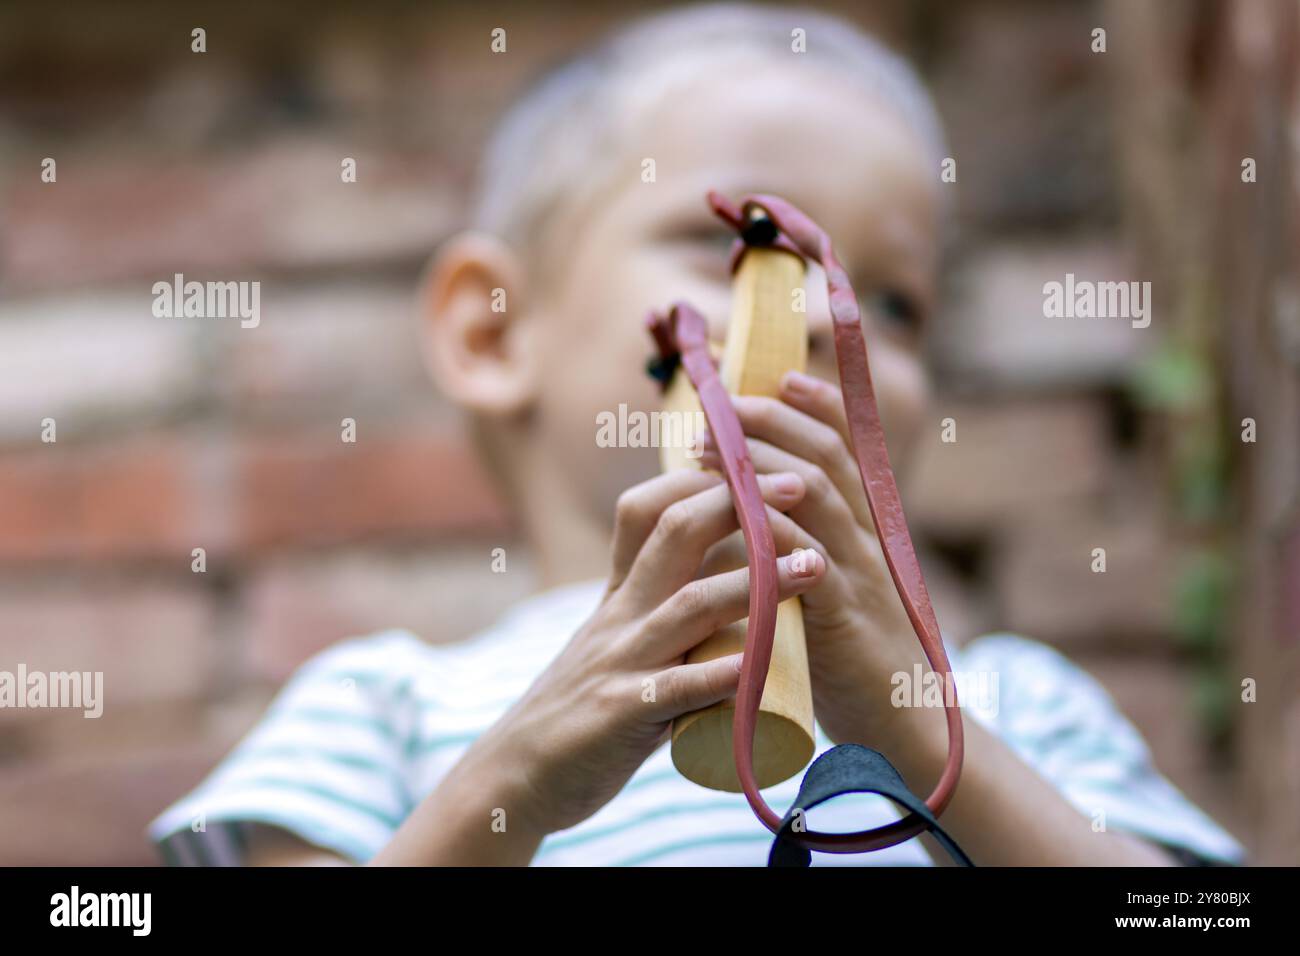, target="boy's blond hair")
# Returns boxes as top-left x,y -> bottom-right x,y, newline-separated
471,3 -> 947,259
